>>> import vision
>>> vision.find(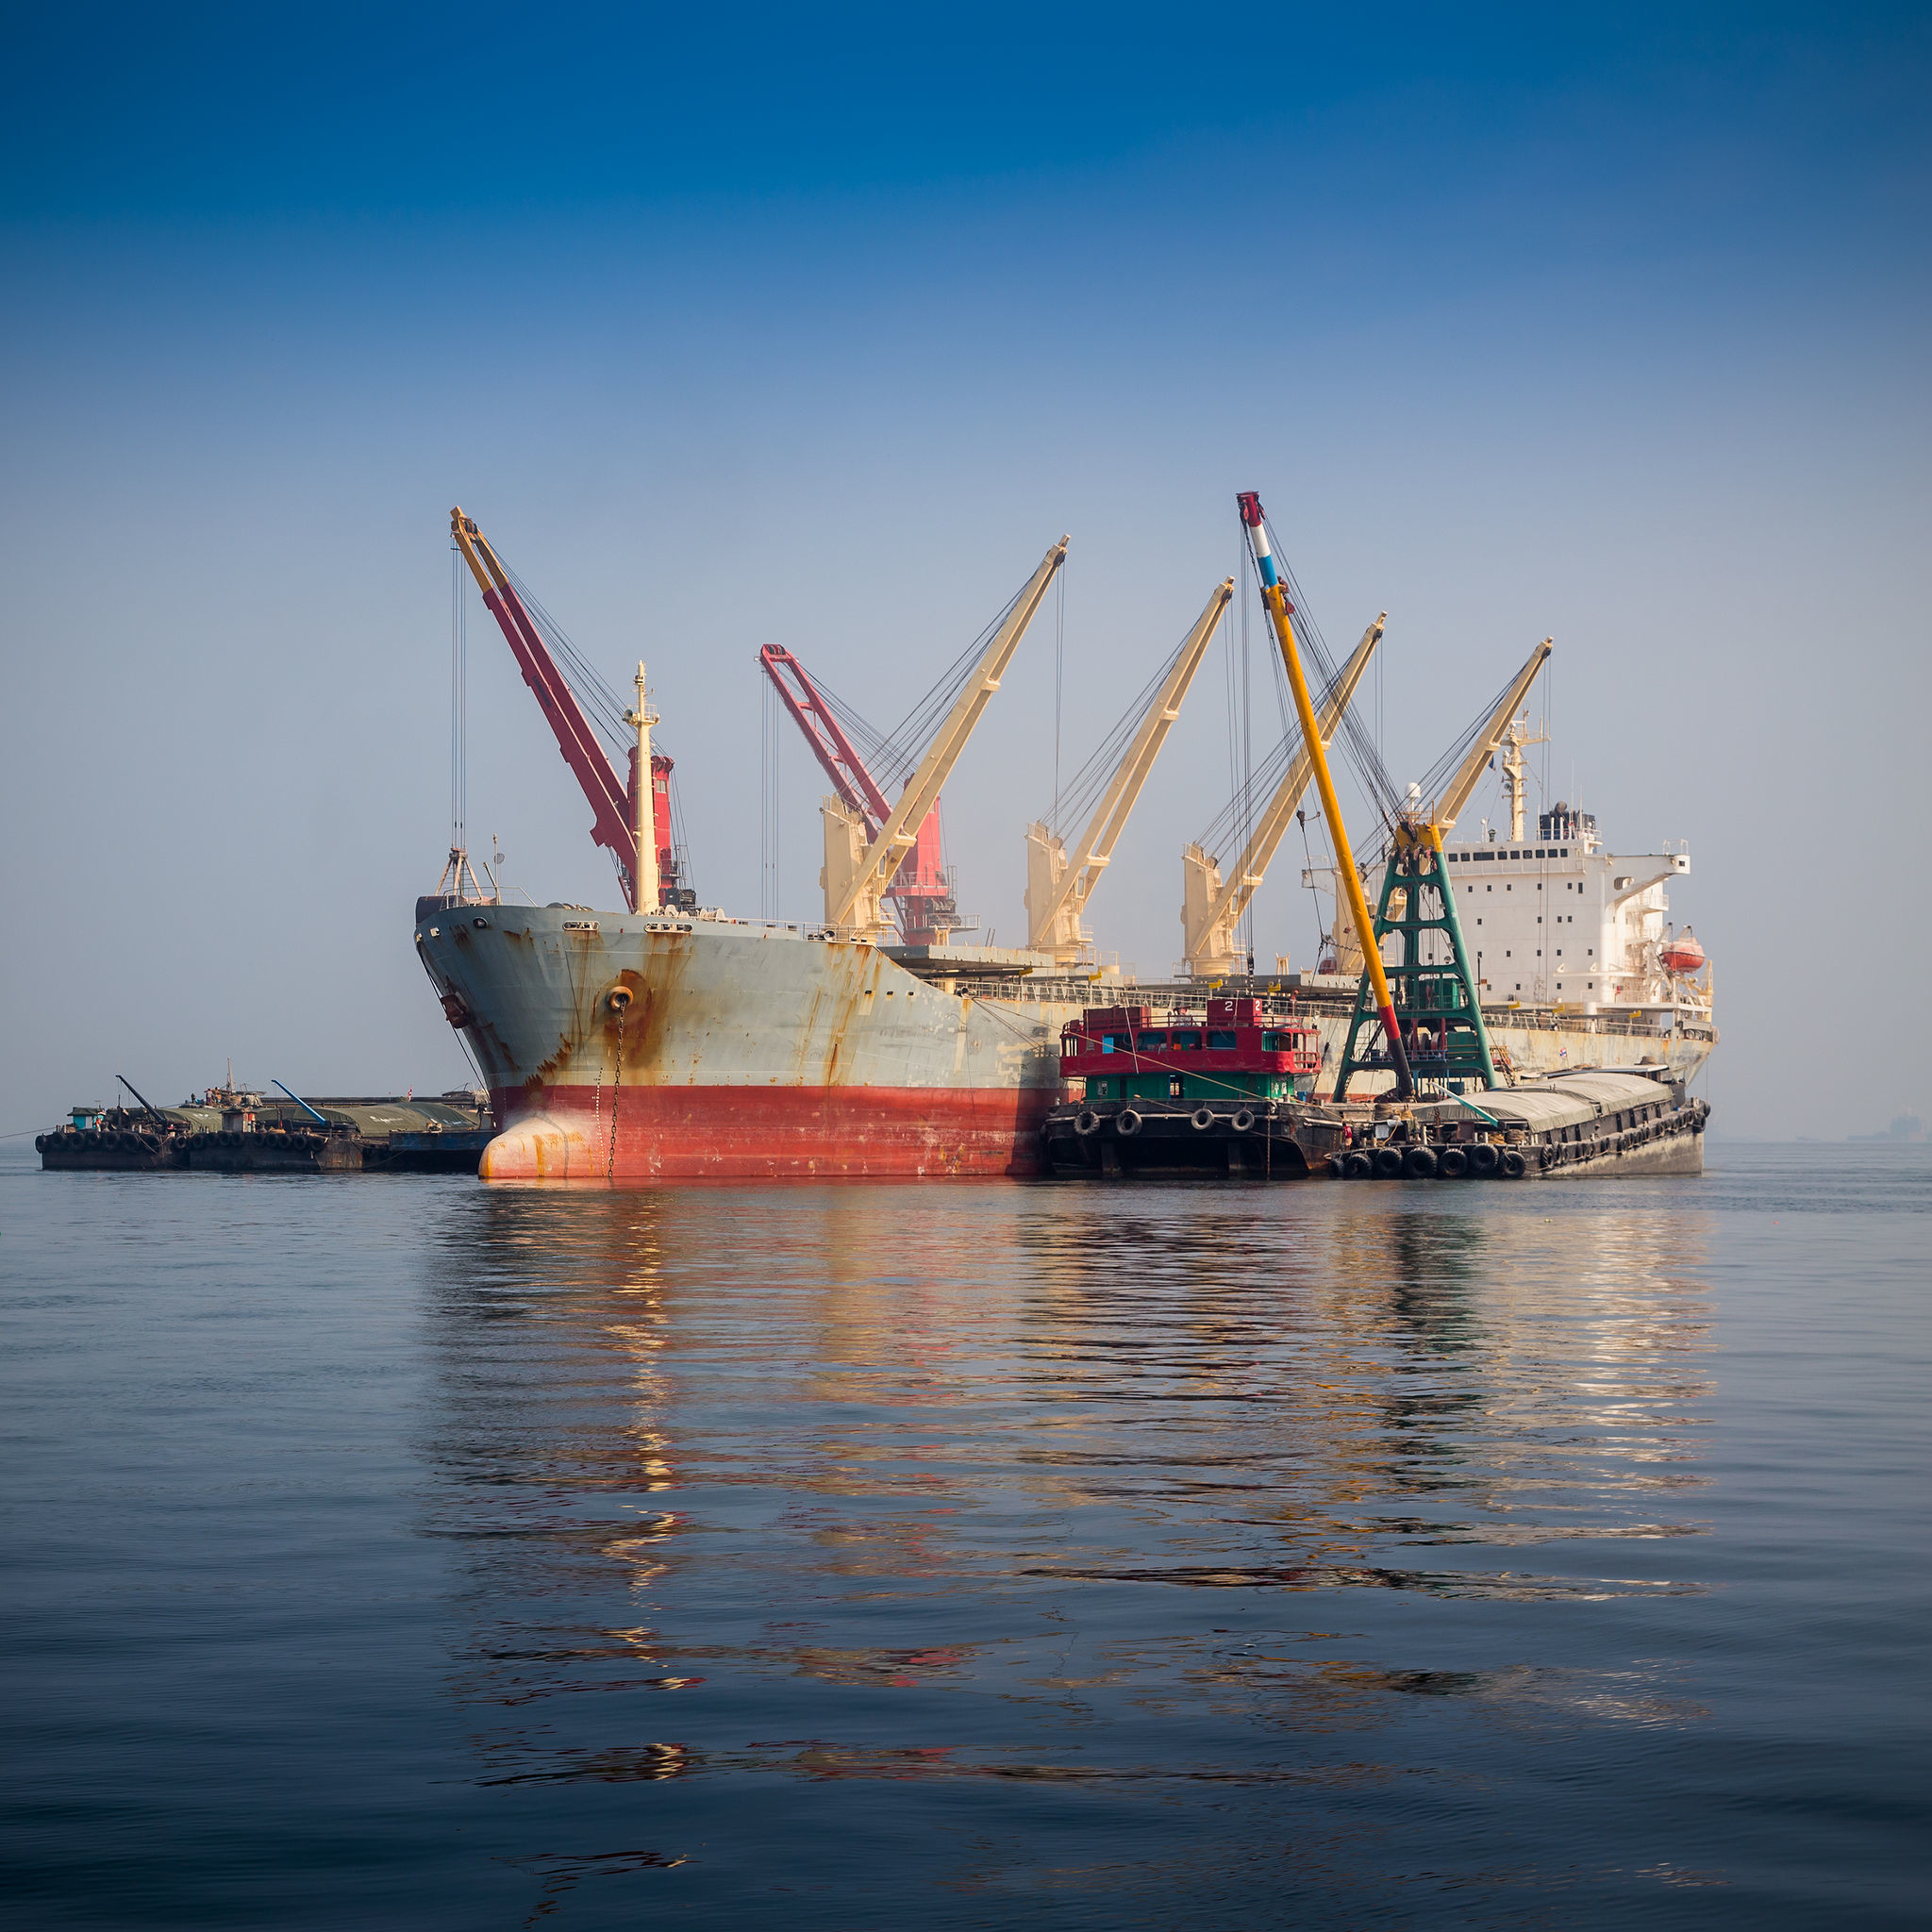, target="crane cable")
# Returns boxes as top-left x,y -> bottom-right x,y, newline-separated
491,559 -> 697,899
1033,597 -> 1201,835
